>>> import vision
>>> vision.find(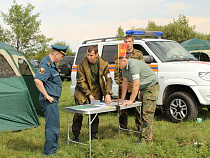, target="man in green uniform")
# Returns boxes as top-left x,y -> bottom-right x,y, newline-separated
72,45 -> 113,142
114,54 -> 159,143
114,35 -> 145,130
